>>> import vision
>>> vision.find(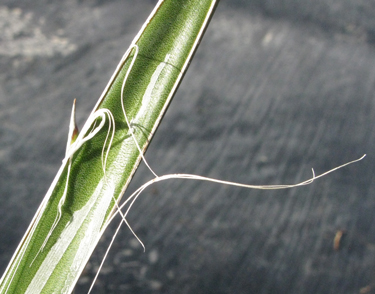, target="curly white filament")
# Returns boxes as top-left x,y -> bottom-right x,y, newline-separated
87,40 -> 367,293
